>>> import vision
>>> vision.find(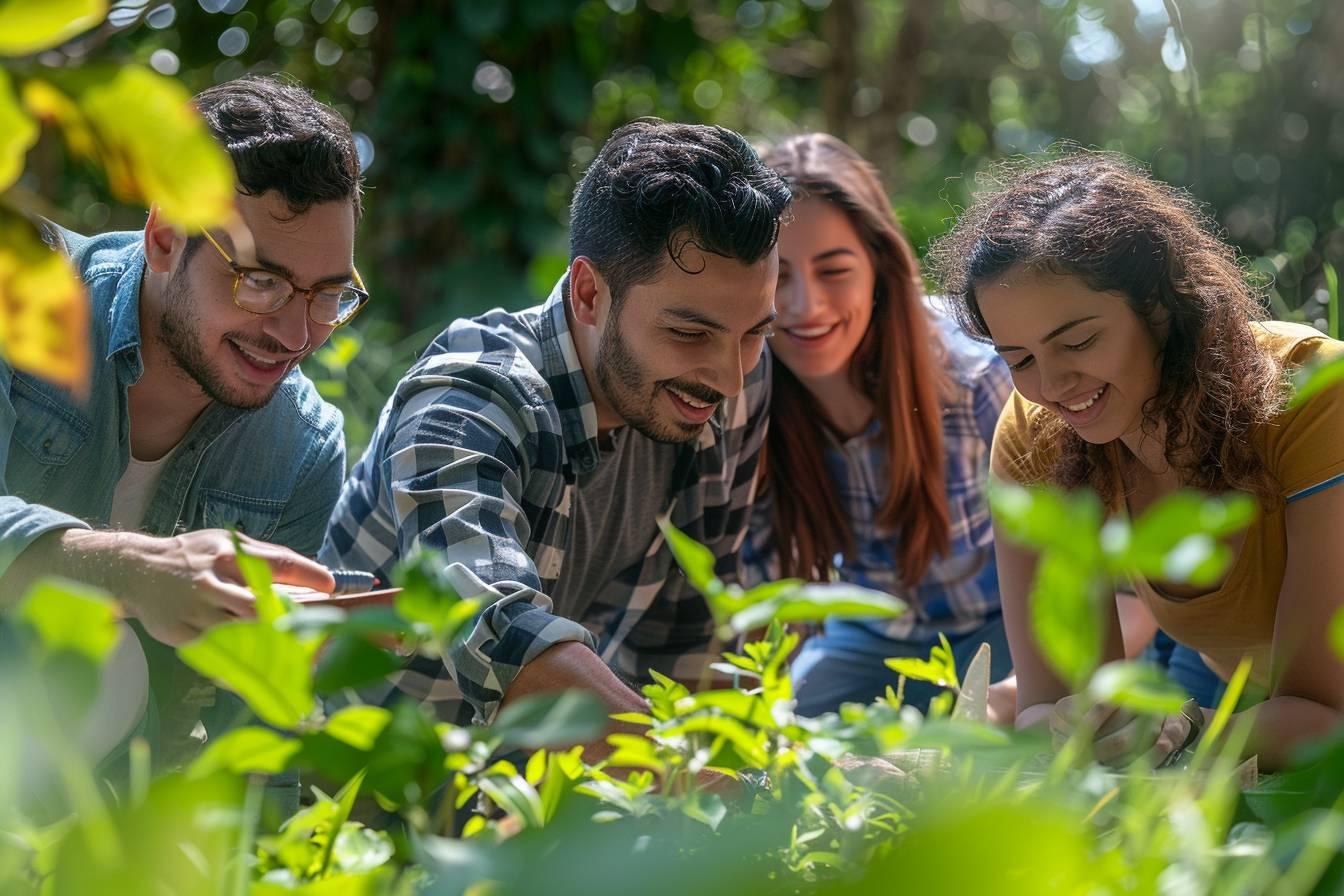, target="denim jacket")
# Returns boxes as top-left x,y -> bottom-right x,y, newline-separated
0,227 -> 345,576
0,227 -> 345,772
